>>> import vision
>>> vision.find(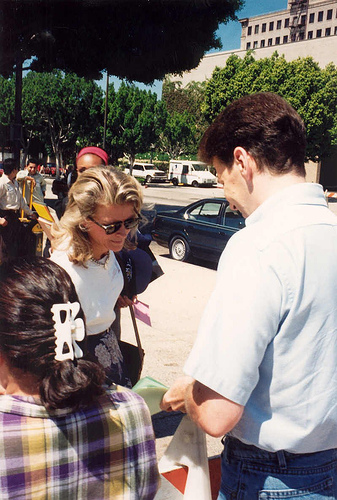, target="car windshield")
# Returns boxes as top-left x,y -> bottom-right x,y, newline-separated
143,165 -> 155,170
191,163 -> 208,171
